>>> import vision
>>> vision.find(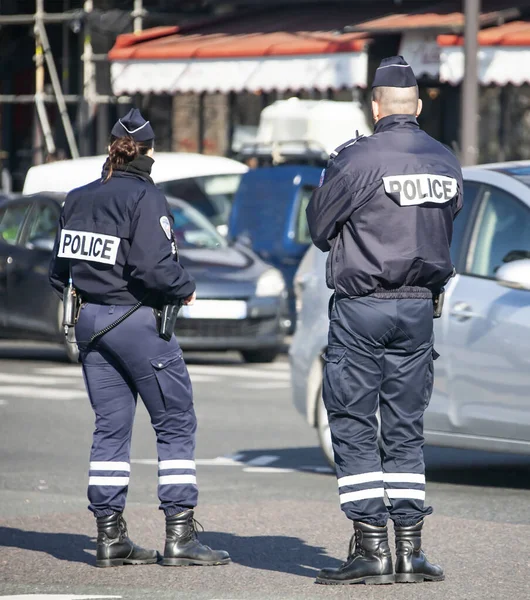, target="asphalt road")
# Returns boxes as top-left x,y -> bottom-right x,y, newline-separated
0,342 -> 529,600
